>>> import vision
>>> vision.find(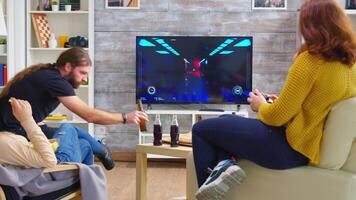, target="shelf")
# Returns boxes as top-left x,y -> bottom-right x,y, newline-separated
345,10 -> 356,15
29,48 -> 89,51
146,154 -> 182,159
43,119 -> 88,124
145,109 -> 248,116
27,0 -> 94,134
141,133 -> 170,137
29,11 -> 89,14
0,53 -> 7,56
139,109 -> 248,147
